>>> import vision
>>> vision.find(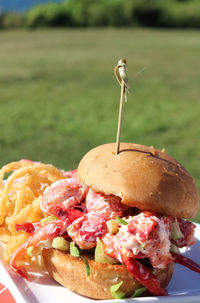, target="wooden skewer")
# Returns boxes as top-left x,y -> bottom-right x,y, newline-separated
114,59 -> 129,155
115,81 -> 125,155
